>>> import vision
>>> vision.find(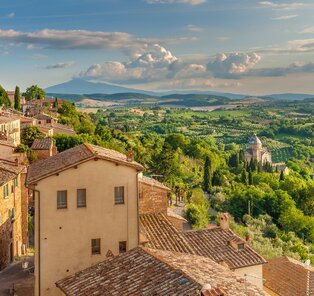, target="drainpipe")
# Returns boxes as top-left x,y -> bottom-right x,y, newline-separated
136,171 -> 140,246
